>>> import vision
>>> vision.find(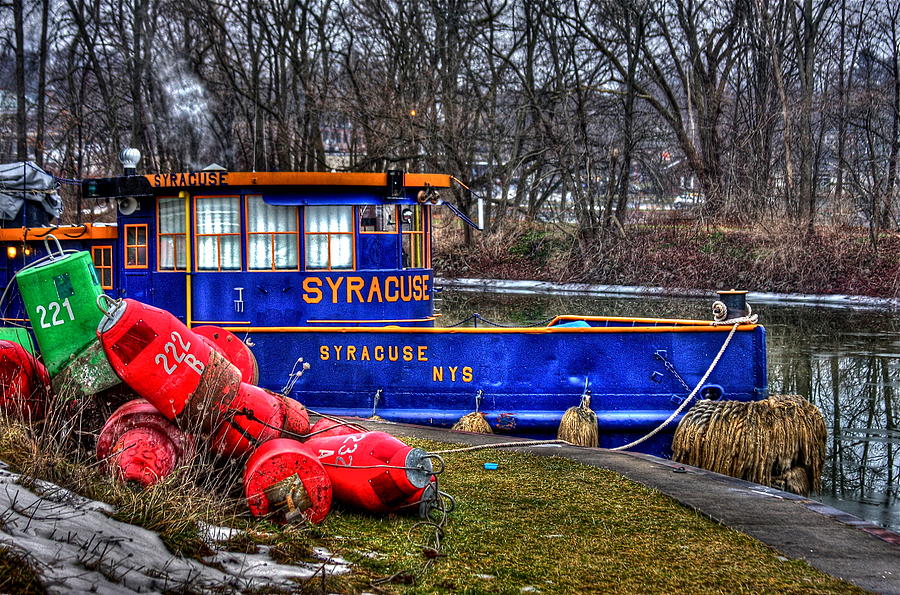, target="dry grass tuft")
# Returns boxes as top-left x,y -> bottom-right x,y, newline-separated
0,547 -> 45,594
450,412 -> 492,433
556,395 -> 599,447
672,394 -> 827,494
